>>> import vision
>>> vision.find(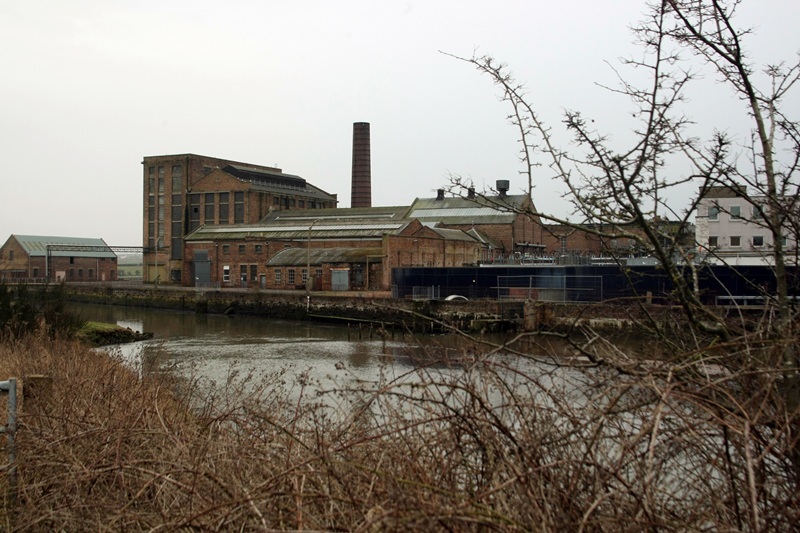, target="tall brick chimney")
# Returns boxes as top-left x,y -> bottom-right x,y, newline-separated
351,122 -> 371,208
